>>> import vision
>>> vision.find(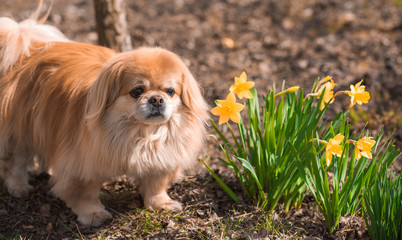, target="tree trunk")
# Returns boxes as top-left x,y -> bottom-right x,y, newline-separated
94,0 -> 132,52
